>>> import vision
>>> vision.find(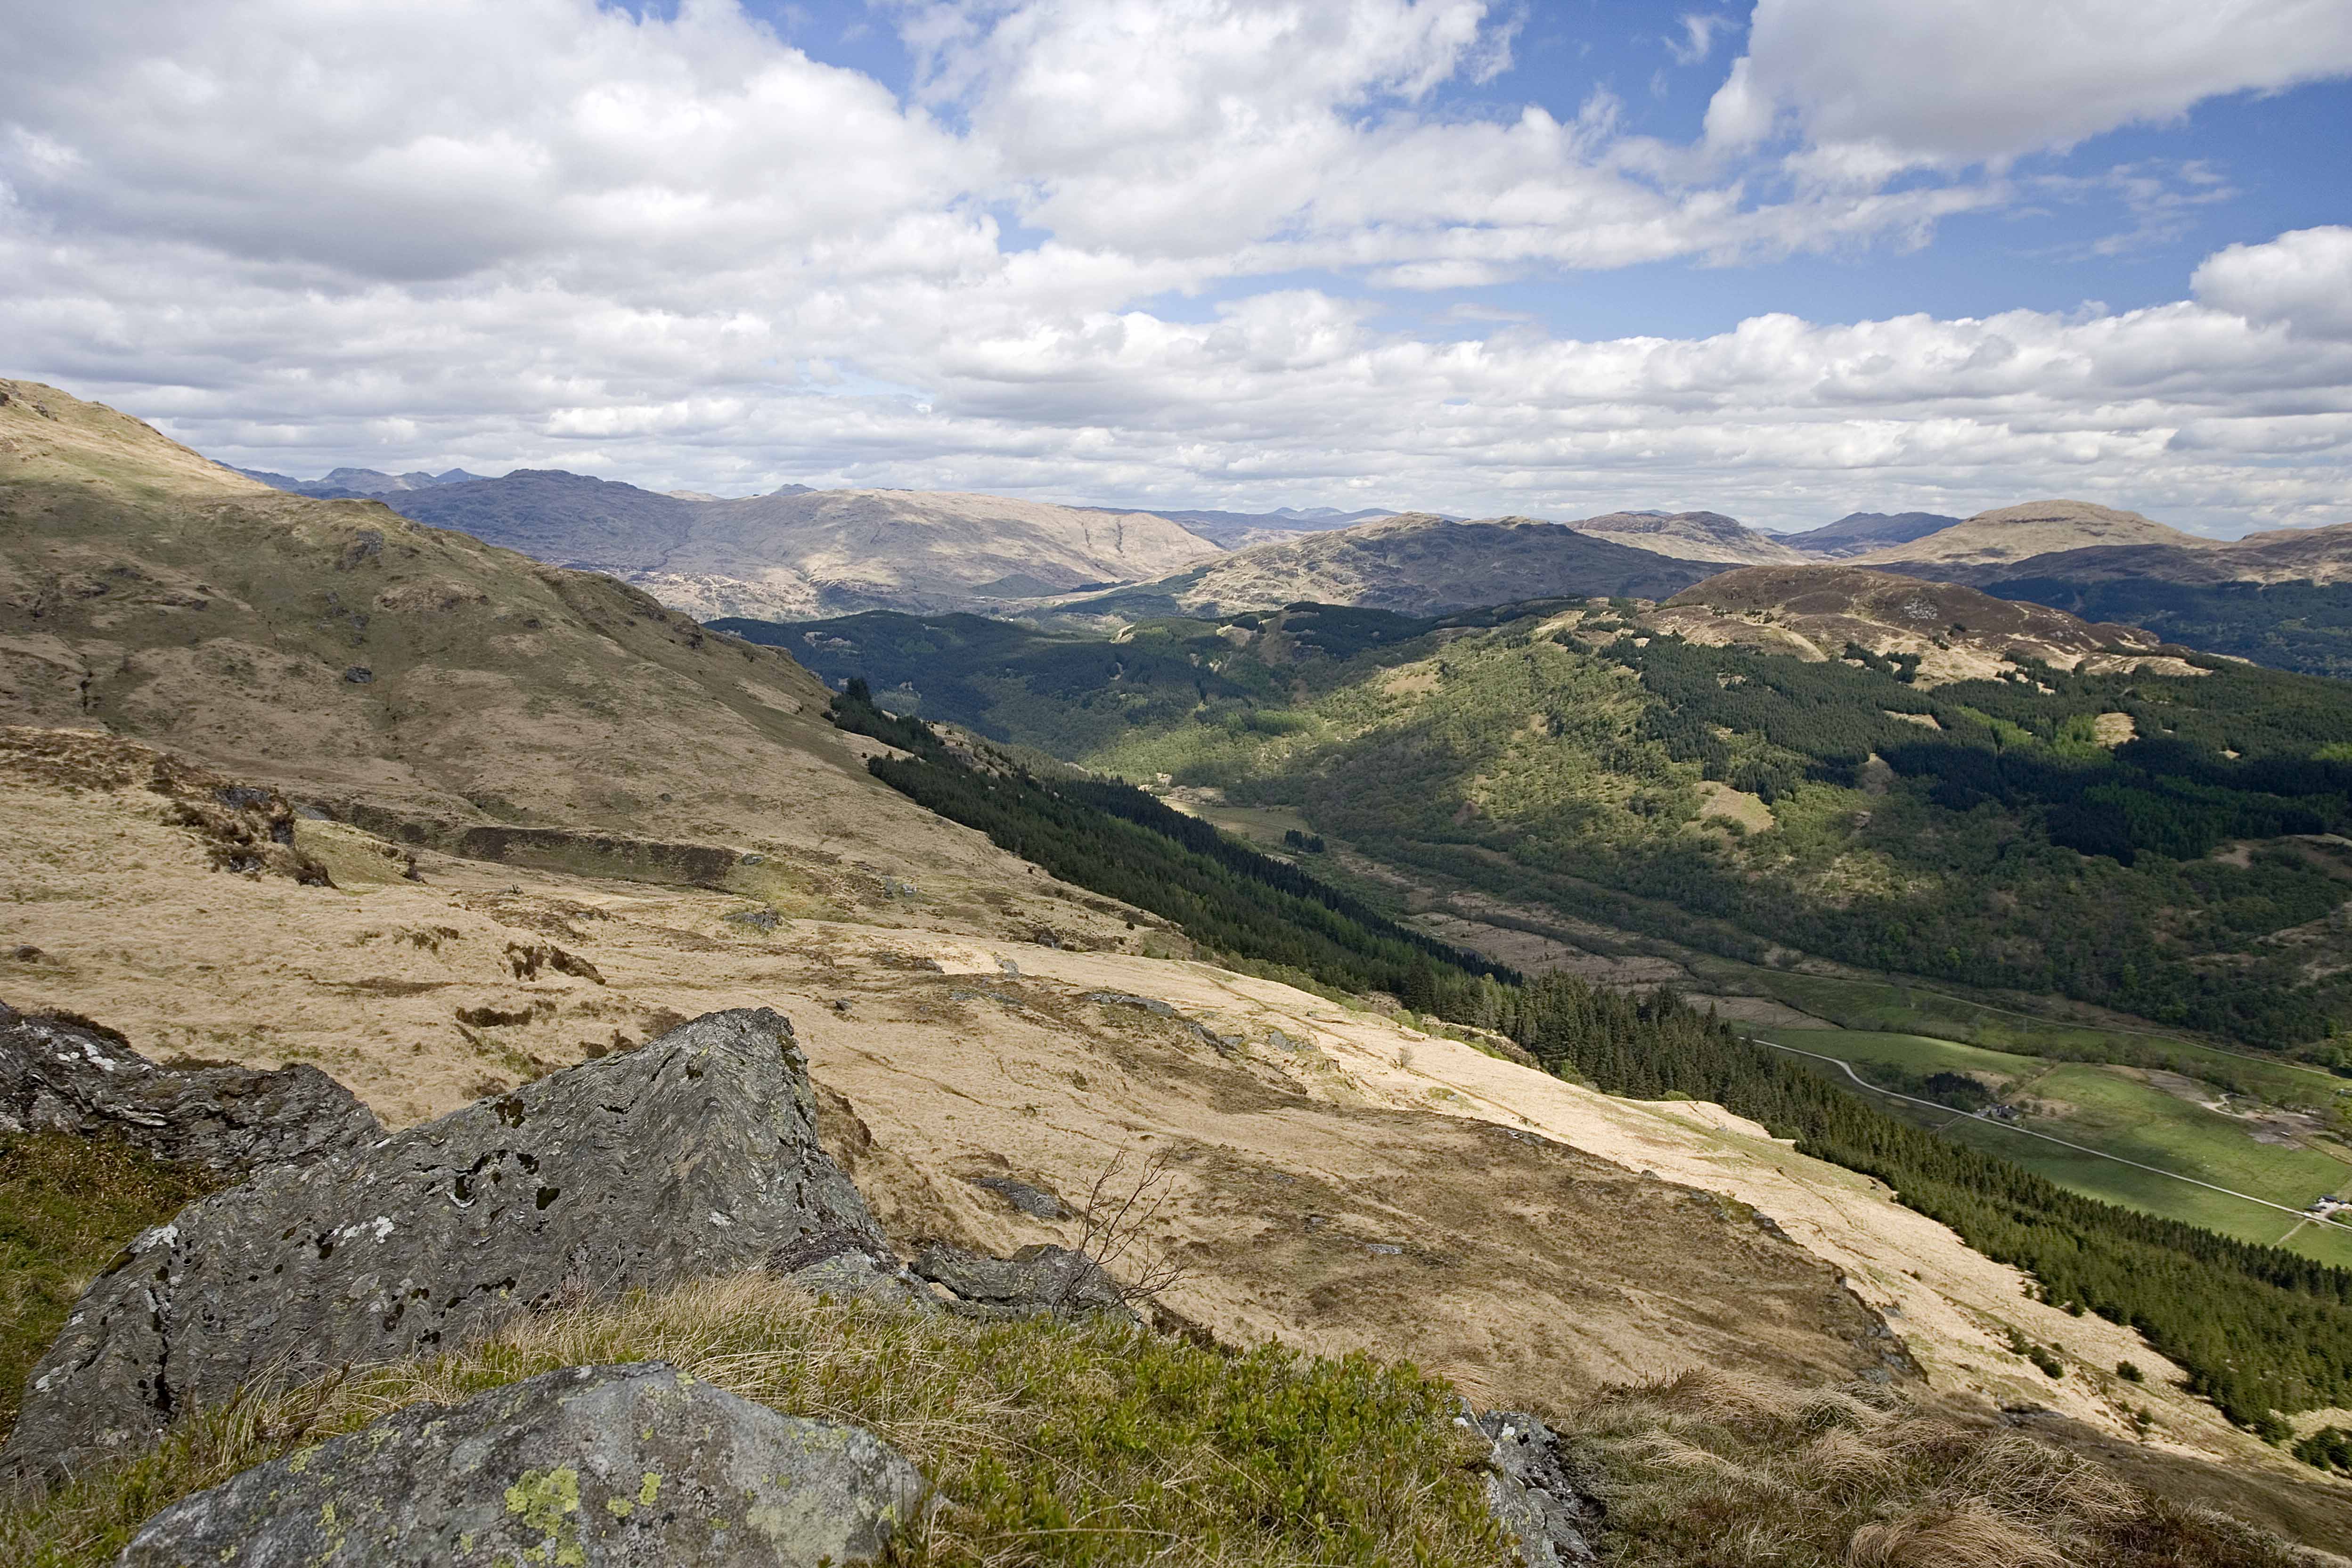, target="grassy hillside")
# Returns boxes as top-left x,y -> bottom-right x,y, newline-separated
1987,576 -> 2352,679
749,599 -> 2352,1052
0,378 -> 1108,937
